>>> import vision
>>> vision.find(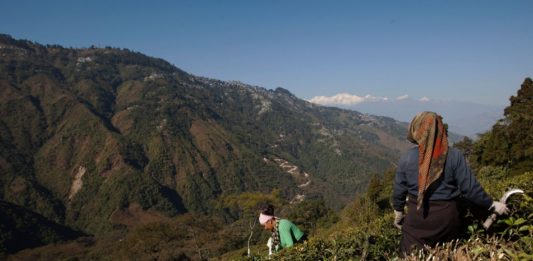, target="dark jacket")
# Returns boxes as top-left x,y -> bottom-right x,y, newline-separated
392,147 -> 493,211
